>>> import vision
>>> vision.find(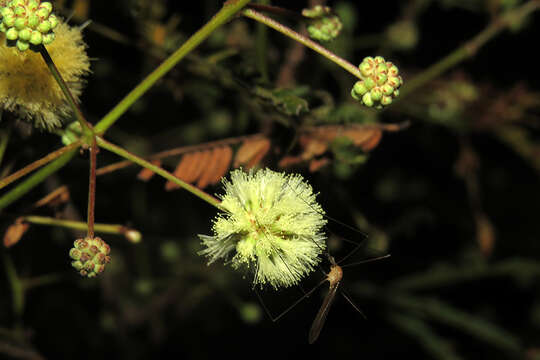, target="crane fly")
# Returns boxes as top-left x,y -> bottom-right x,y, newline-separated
252,174 -> 390,342
306,252 -> 390,343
